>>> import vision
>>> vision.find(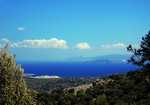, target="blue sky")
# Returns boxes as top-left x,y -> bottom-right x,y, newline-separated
0,0 -> 150,61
